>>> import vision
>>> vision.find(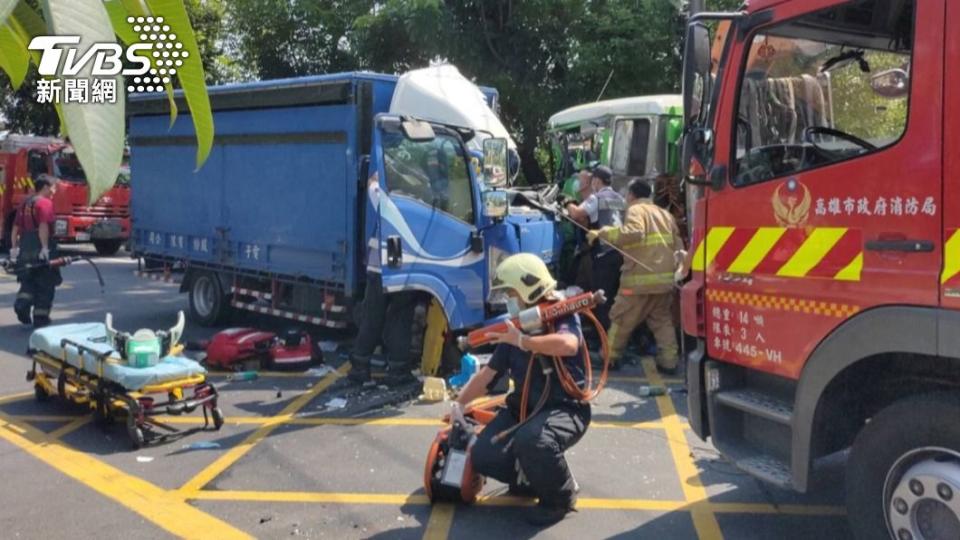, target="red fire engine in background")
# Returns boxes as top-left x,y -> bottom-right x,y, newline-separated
0,135 -> 130,255
680,1 -> 959,539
